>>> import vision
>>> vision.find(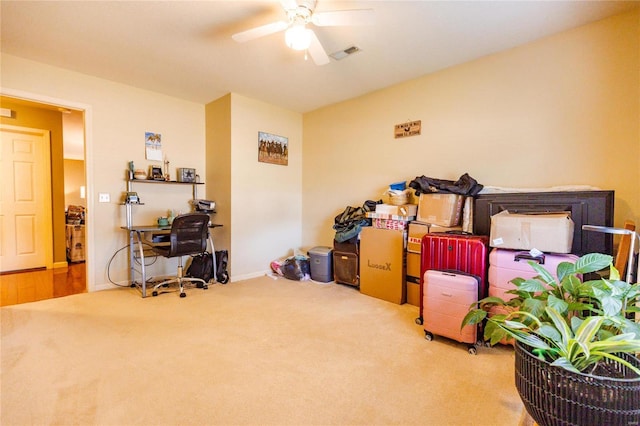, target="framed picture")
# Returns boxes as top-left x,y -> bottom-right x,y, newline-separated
149,166 -> 164,180
177,168 -> 196,183
145,132 -> 163,161
258,131 -> 288,166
